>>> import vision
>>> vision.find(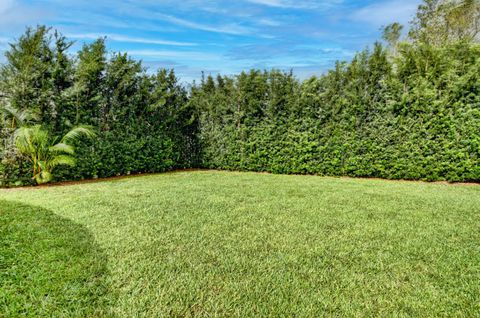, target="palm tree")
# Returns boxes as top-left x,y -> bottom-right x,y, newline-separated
0,104 -> 39,129
1,103 -> 39,174
15,125 -> 96,184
